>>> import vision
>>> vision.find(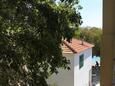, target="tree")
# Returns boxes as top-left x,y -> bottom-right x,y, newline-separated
0,0 -> 82,85
75,27 -> 102,56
